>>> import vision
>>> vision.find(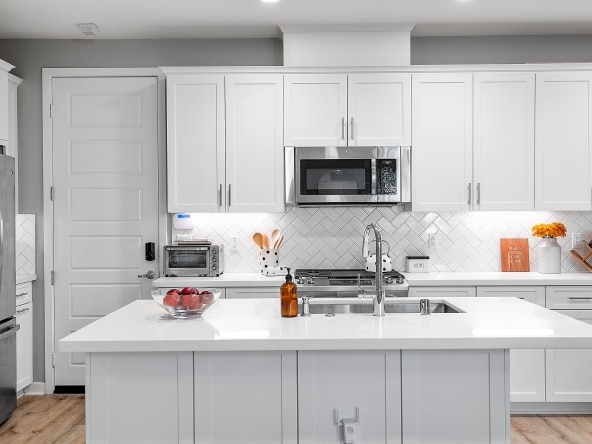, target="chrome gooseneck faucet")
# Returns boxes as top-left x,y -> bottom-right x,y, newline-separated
362,223 -> 385,316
